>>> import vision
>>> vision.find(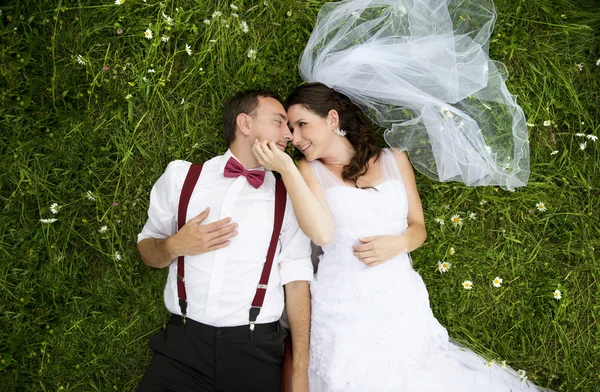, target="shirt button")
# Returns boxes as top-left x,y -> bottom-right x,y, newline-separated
217,330 -> 223,335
